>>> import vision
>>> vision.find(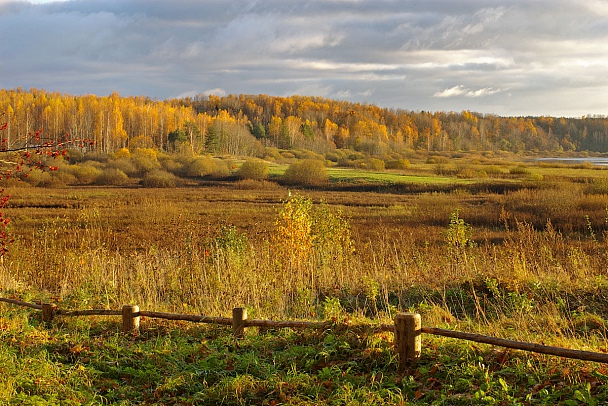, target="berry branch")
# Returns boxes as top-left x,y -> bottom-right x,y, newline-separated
0,119 -> 94,255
